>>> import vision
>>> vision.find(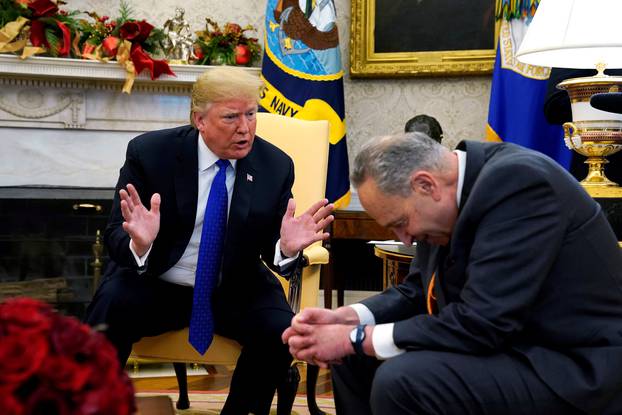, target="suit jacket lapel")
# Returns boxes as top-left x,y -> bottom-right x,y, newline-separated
436,140 -> 488,308
418,243 -> 448,313
433,246 -> 448,311
174,129 -> 199,234
222,154 -> 257,270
